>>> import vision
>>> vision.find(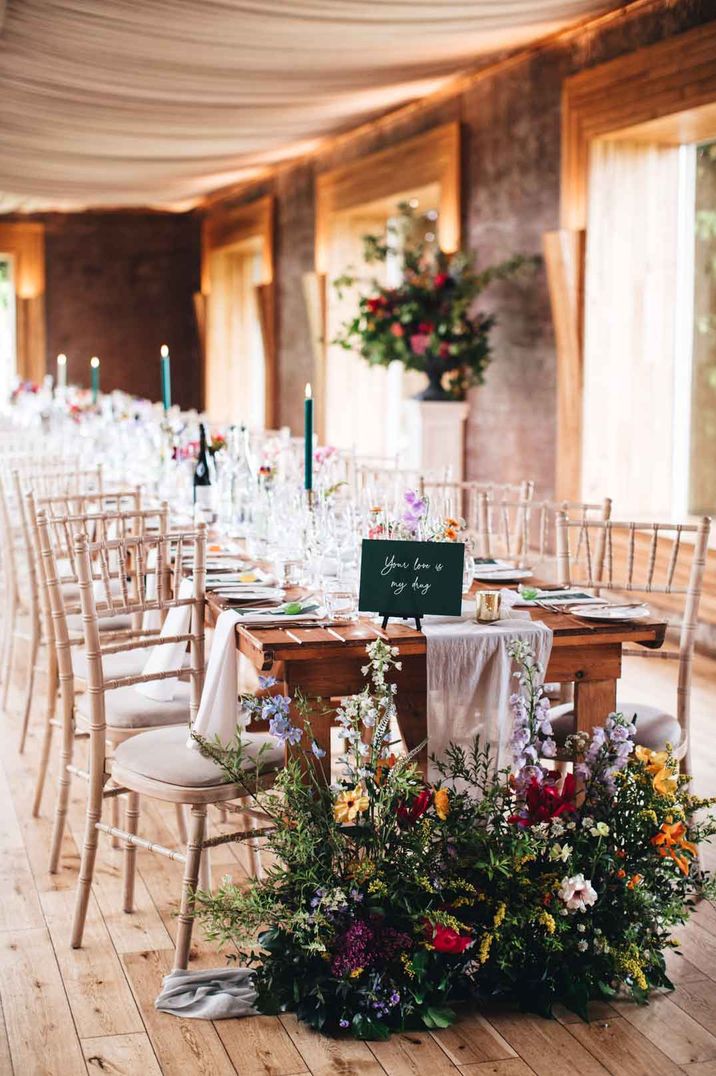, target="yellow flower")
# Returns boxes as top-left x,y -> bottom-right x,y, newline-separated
434,788 -> 450,820
538,910 -> 556,935
635,745 -> 669,774
349,967 -> 363,979
492,902 -> 507,930
333,786 -> 369,824
653,767 -> 678,798
478,933 -> 493,963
